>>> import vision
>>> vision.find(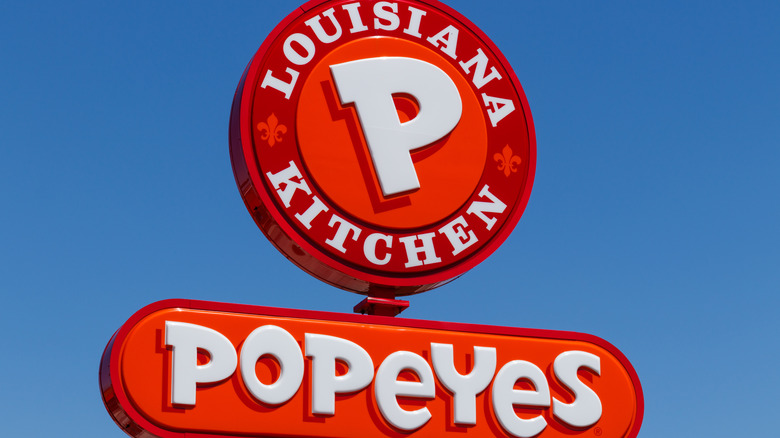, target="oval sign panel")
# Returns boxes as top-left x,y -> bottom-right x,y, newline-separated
230,0 -> 536,295
101,300 -> 643,438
